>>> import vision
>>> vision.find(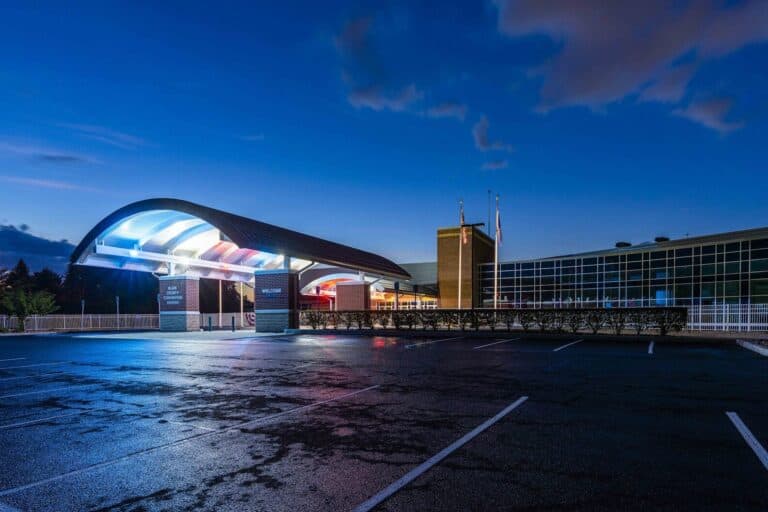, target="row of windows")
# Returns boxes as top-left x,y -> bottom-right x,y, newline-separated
484,239 -> 768,273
